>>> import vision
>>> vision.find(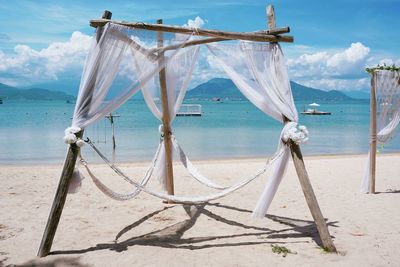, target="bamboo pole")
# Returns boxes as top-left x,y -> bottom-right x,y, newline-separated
37,10 -> 112,258
288,140 -> 337,252
157,19 -> 175,197
266,4 -> 336,252
149,37 -> 227,54
109,113 -> 116,150
90,19 -> 293,43
369,72 -> 377,193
